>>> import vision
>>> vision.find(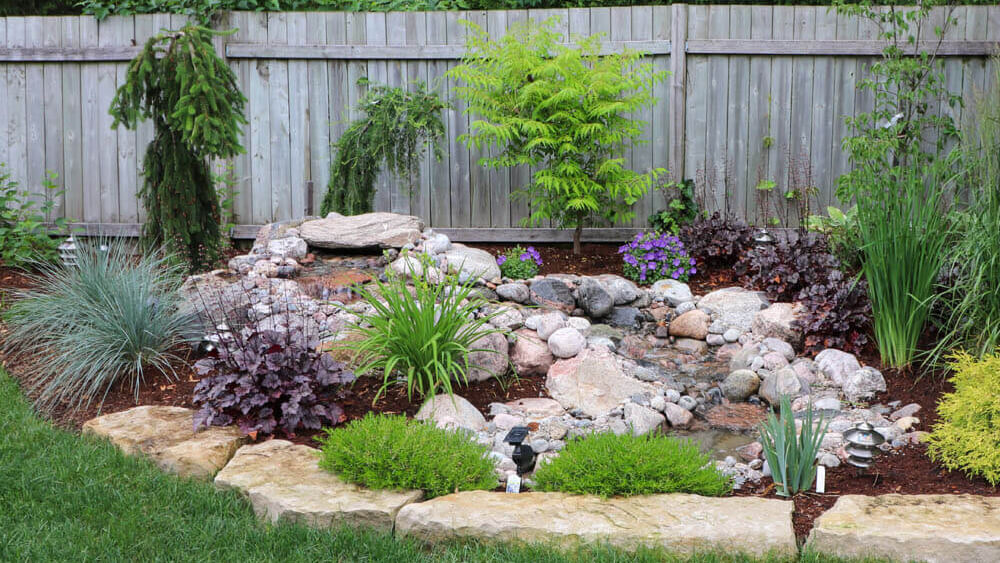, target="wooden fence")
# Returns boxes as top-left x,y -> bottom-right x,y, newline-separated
0,6 -> 998,239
